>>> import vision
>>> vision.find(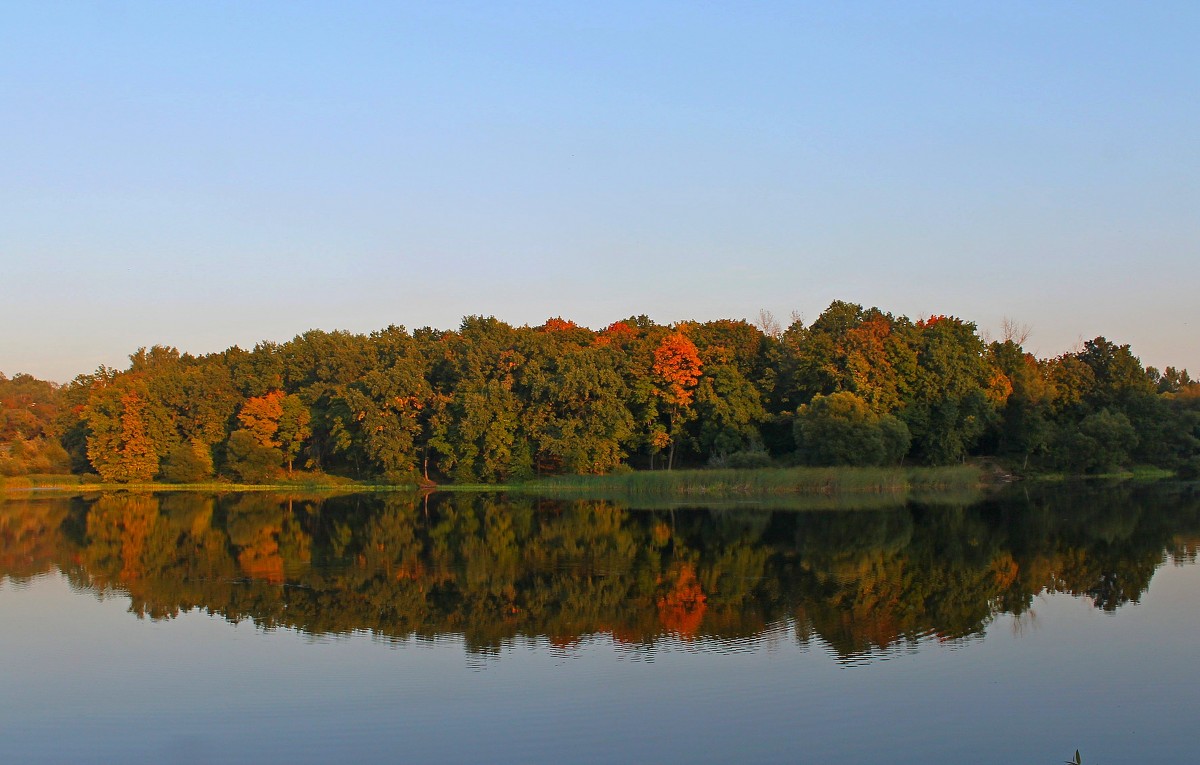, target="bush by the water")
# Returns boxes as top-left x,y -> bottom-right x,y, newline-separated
160,442 -> 215,483
794,392 -> 911,467
1051,409 -> 1139,474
